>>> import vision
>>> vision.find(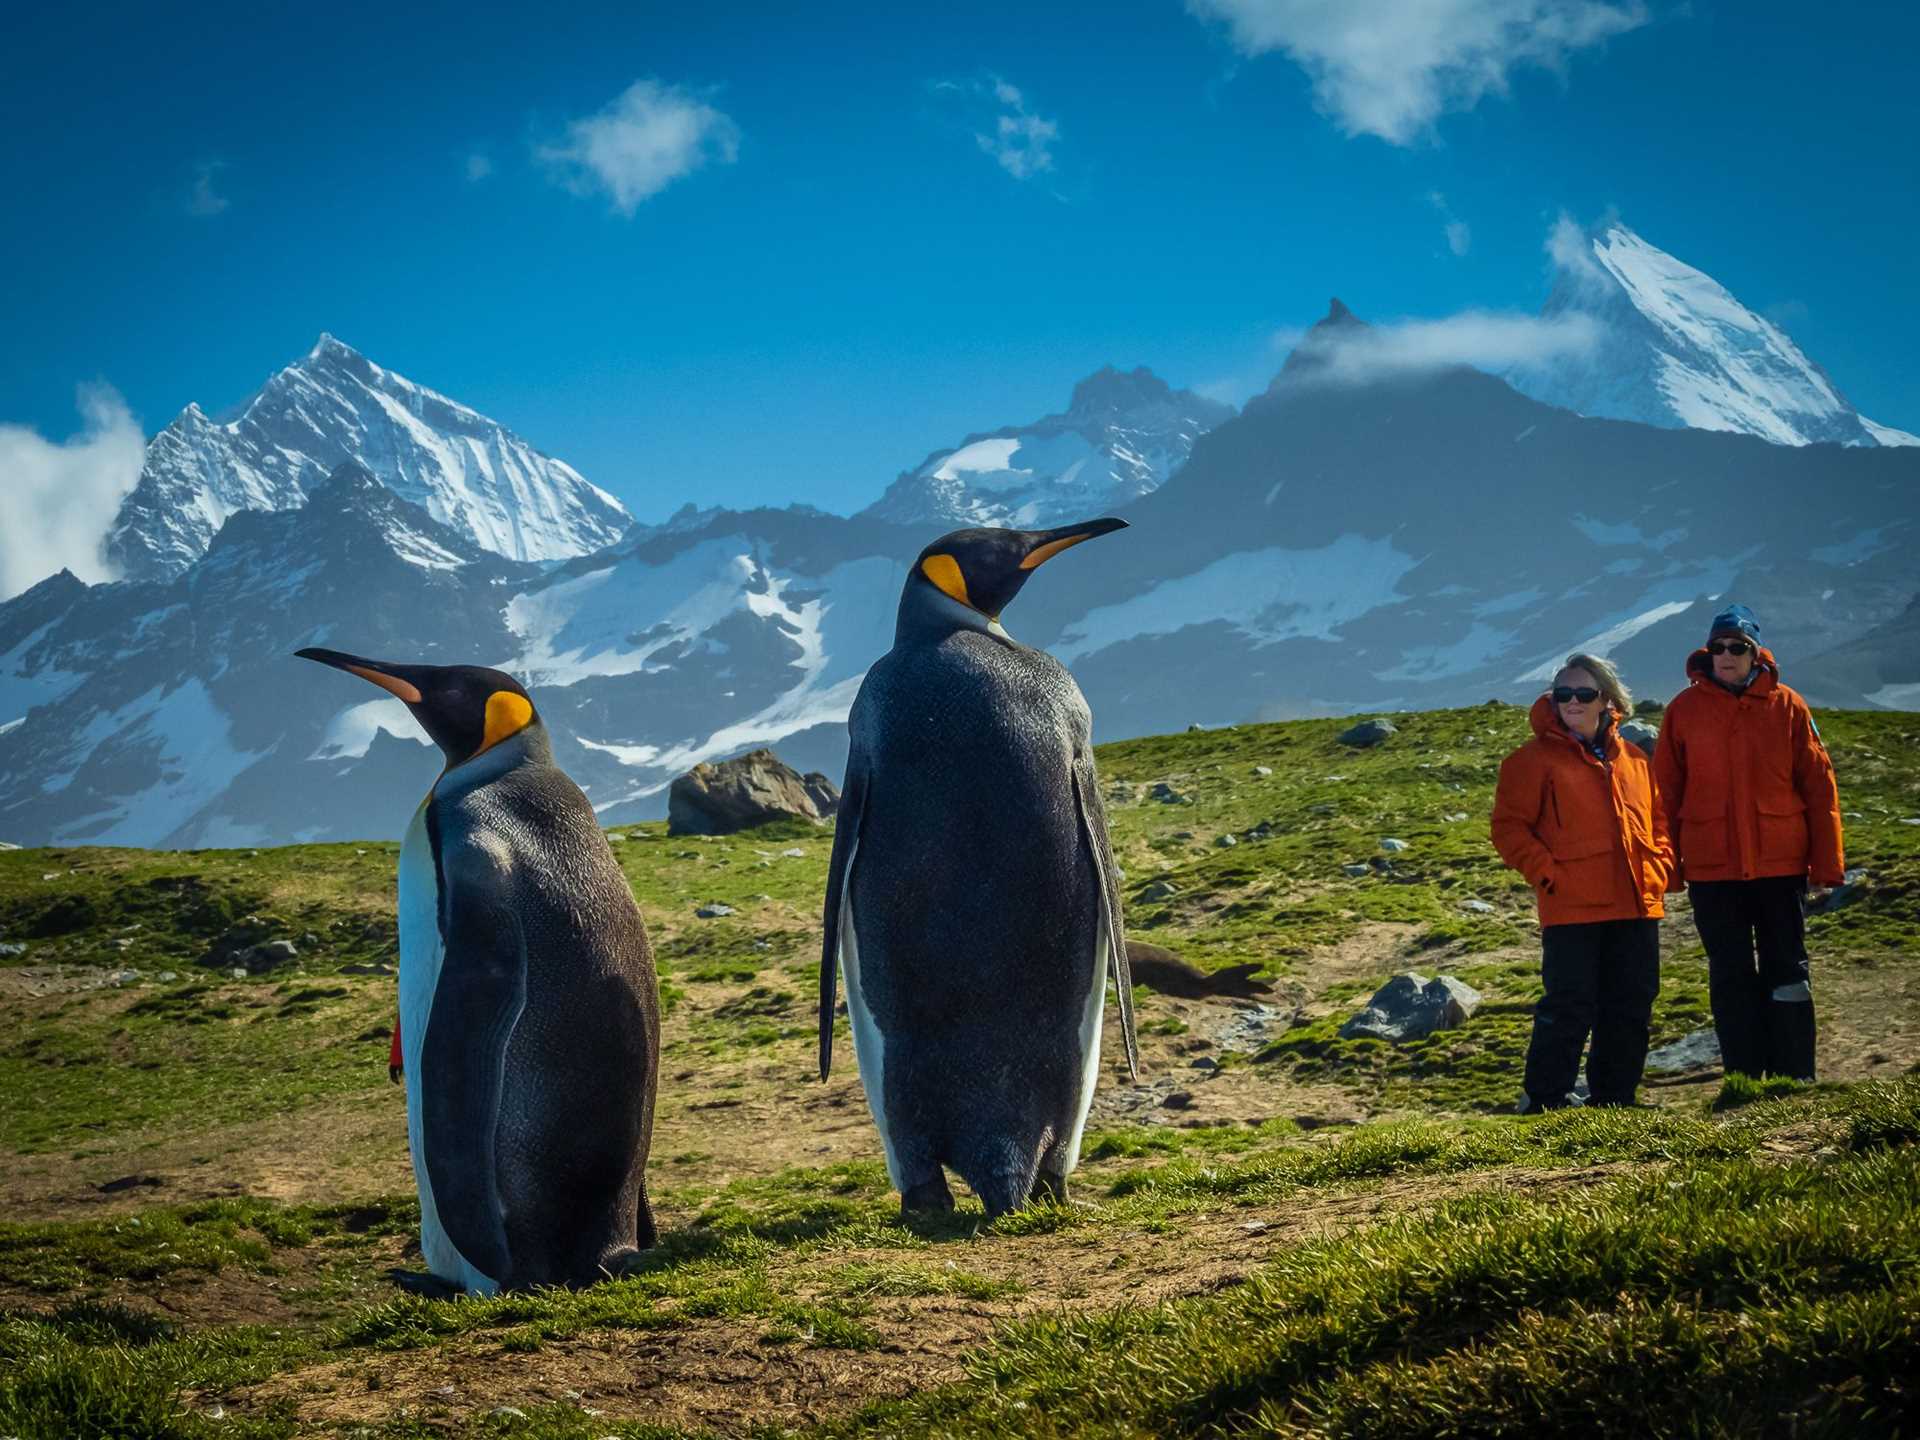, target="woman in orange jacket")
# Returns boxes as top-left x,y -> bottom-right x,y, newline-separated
1654,605 -> 1843,1082
1492,653 -> 1676,1112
